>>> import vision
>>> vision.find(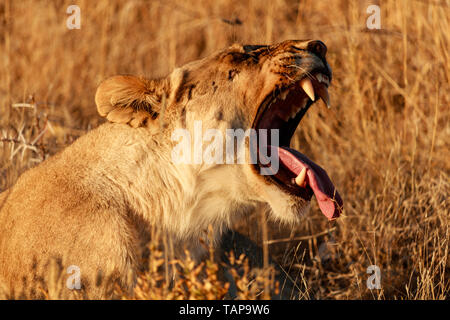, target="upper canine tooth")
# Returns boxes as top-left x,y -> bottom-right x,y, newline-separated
300,78 -> 315,101
295,167 -> 307,187
316,85 -> 331,109
280,91 -> 288,100
322,89 -> 331,109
